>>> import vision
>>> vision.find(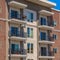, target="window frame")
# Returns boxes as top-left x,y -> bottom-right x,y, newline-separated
53,20 -> 57,26
27,27 -> 33,38
53,48 -> 58,53
53,34 -> 57,40
27,43 -> 33,53
40,15 -> 47,25
24,9 -> 36,22
40,31 -> 48,41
